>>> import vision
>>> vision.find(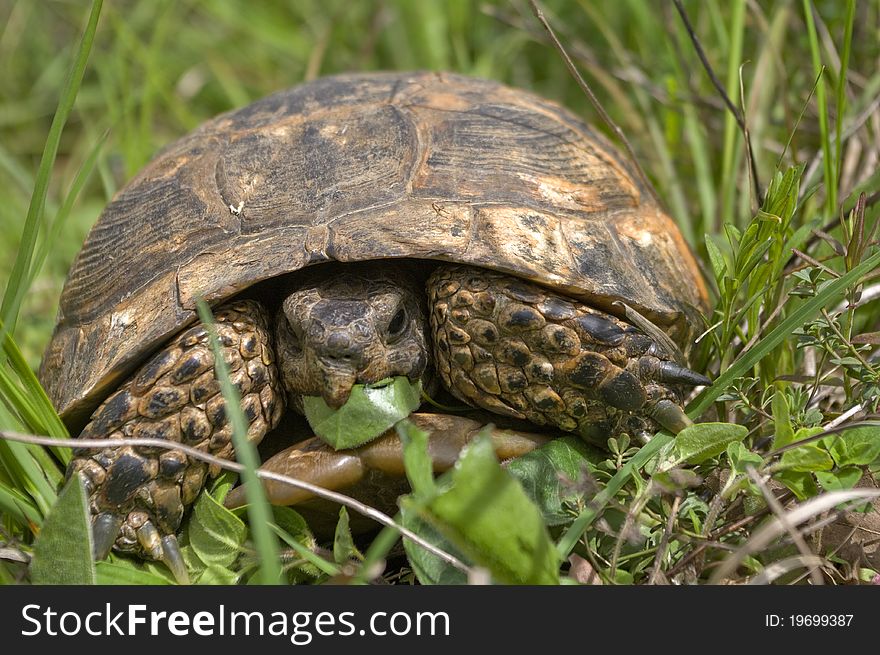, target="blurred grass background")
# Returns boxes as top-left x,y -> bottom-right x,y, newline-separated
2,0 -> 878,370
